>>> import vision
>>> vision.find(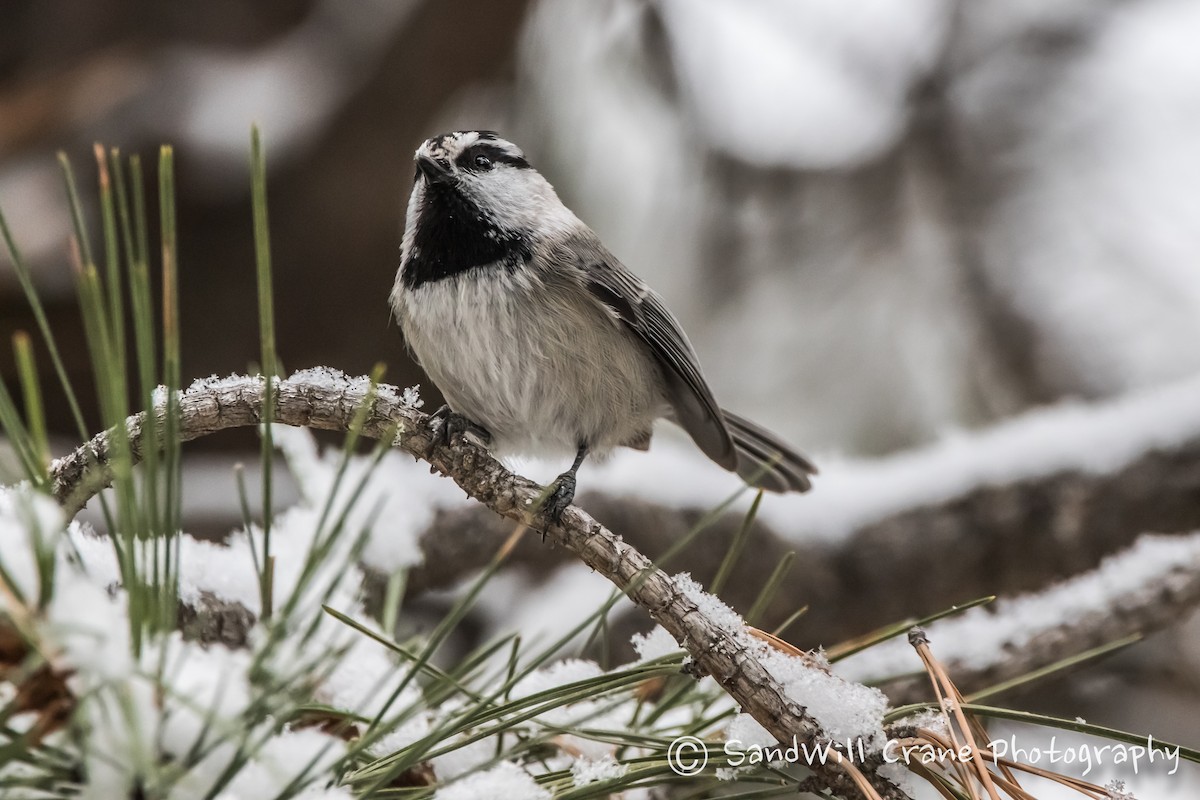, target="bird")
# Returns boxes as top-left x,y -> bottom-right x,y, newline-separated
390,130 -> 815,520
